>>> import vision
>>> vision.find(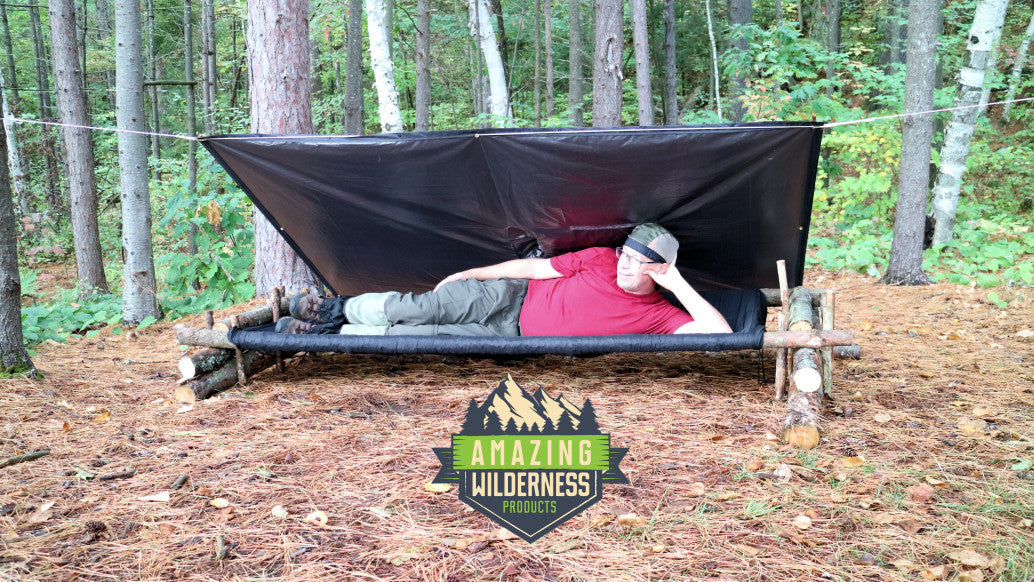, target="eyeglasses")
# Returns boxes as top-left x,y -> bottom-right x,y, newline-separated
615,246 -> 660,269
